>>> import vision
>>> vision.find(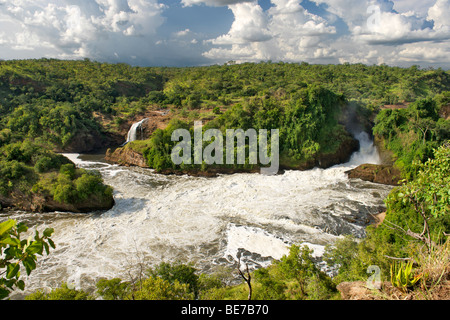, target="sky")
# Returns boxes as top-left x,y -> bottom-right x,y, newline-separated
0,0 -> 449,68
